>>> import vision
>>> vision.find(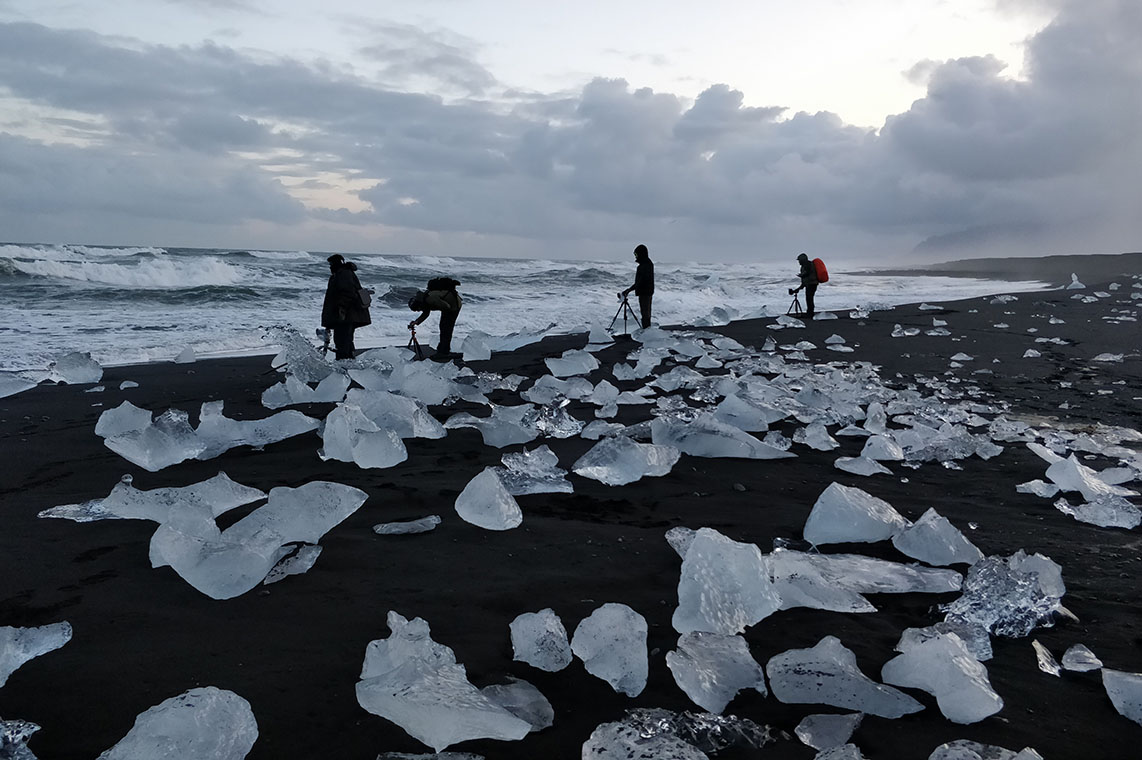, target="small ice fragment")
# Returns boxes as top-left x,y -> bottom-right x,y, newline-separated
665,632 -> 766,713
580,420 -> 624,440
373,516 -> 441,535
581,719 -> 707,760
803,482 -> 911,545
445,405 -> 538,448
461,330 -> 492,361
881,632 -> 1002,723
262,372 -> 350,409
794,422 -> 839,451
479,678 -> 554,732
103,408 -> 206,471
1023,349 -> 1041,358
196,401 -> 319,460
1031,640 -> 1060,676
816,744 -> 866,759
173,346 -> 196,363
495,445 -> 572,495
794,712 -> 862,751
40,472 -> 265,523
96,687 -> 257,760
263,544 -> 322,584
825,334 -> 846,344
834,456 -> 892,476
673,528 -> 781,635
768,550 -> 876,613
898,621 -> 993,661
0,718 -> 40,758
665,526 -> 696,558
920,303 -> 942,310
929,740 -> 1044,760
1066,273 -> 1085,289
1016,480 -> 1059,498
1046,454 -> 1137,501
544,349 -> 599,377
571,436 -> 680,486
95,401 -> 153,438
950,353 -> 974,361
861,435 -> 904,461
0,373 -> 38,399
118,380 -> 138,390
1061,644 -> 1102,672
510,609 -> 572,672
0,622 -> 73,687
994,322 -> 1009,328
766,636 -> 924,718
454,468 -> 522,531
891,325 -> 920,337
1102,669 -> 1142,726
319,404 -> 408,469
49,351 -> 103,384
651,414 -> 795,460
571,603 -> 648,697
891,508 -> 983,566
1092,352 -> 1124,362
1054,495 -> 1141,529
941,551 -> 1065,638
